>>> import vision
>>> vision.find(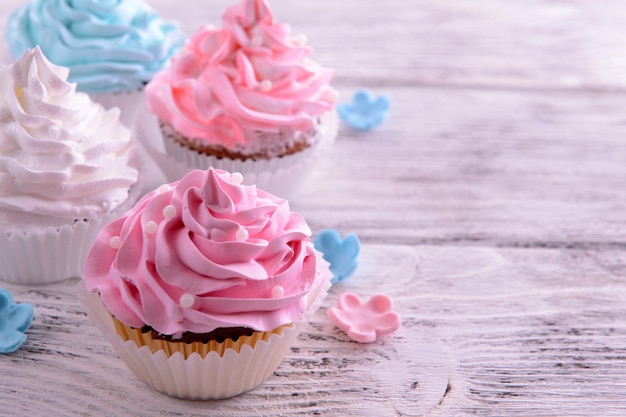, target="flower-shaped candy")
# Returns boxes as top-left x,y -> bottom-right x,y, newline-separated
314,229 -> 360,284
327,292 -> 400,343
337,89 -> 390,131
0,289 -> 34,353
